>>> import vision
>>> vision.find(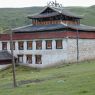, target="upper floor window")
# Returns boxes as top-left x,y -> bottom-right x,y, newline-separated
27,41 -> 32,50
46,40 -> 52,49
10,42 -> 15,50
56,40 -> 63,49
36,40 -> 42,50
18,41 -> 24,50
2,42 -> 7,50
